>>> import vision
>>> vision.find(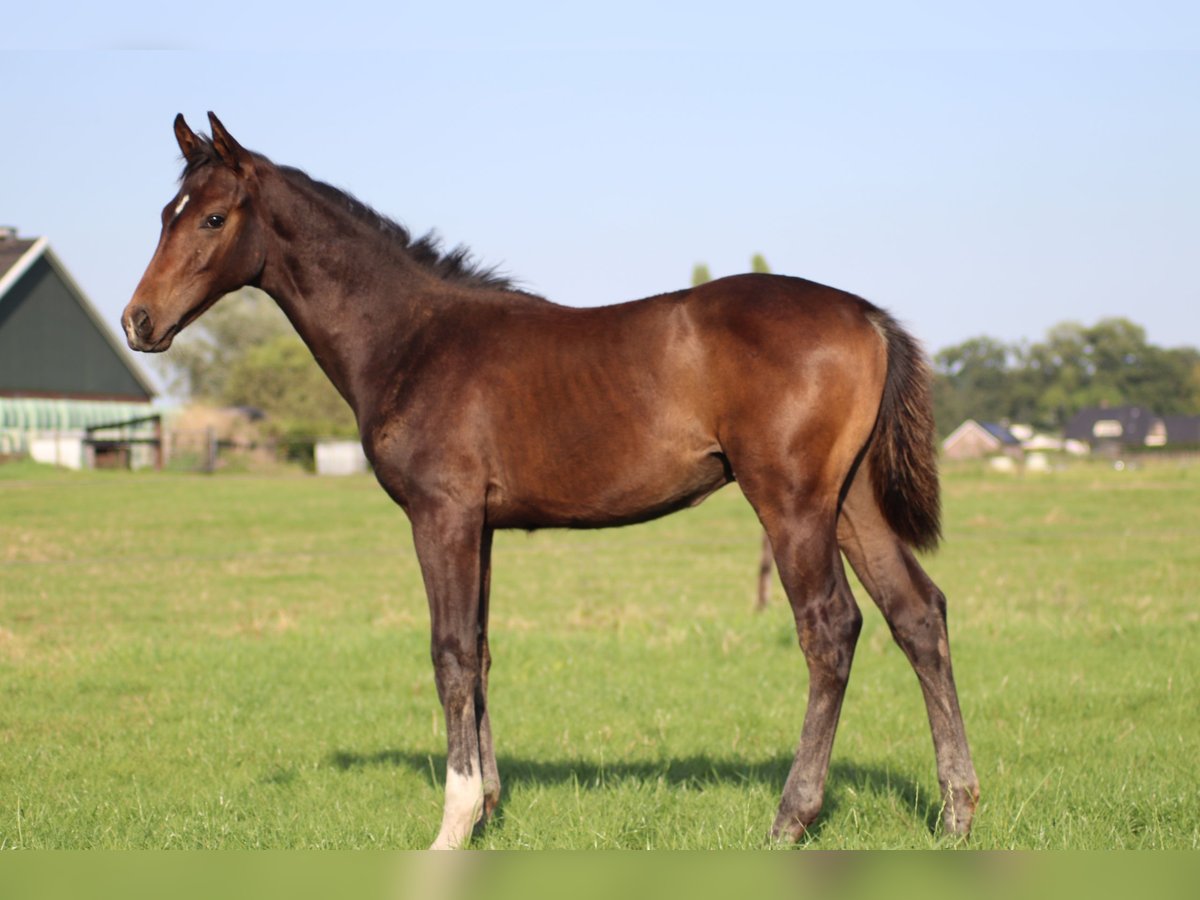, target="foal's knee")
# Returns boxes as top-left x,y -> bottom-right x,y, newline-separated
432,641 -> 479,705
